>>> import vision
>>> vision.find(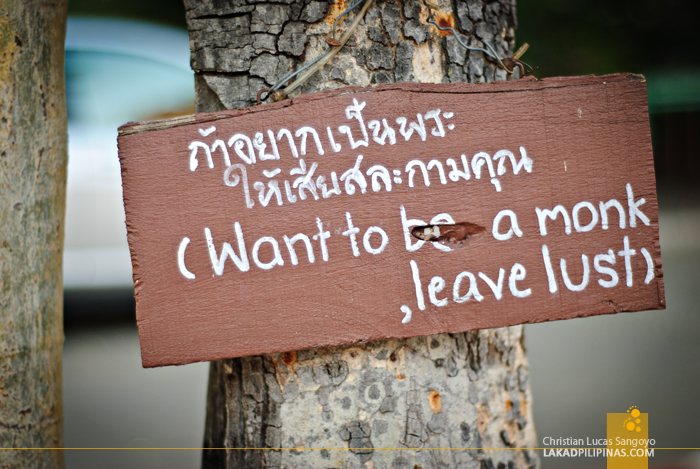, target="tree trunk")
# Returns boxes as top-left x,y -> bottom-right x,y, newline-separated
186,0 -> 539,467
0,0 -> 68,467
